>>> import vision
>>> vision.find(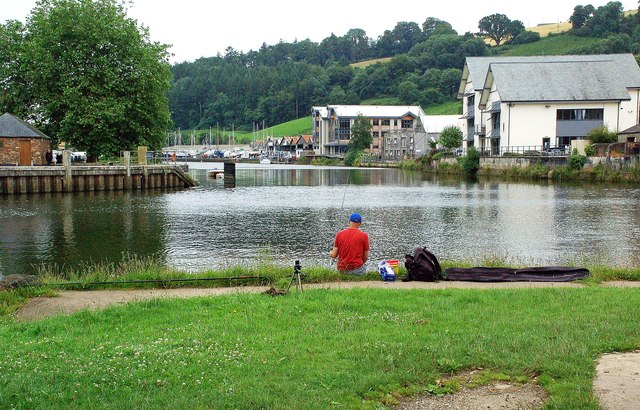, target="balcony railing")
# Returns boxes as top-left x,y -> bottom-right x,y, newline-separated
475,125 -> 486,136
